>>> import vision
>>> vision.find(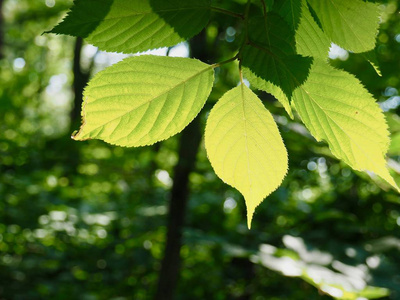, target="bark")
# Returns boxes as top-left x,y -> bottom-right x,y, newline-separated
71,37 -> 90,130
154,31 -> 215,300
153,116 -> 202,300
